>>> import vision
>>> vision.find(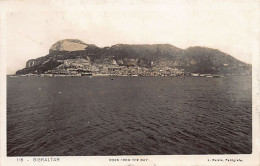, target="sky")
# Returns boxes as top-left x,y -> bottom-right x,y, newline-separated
1,0 -> 260,74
